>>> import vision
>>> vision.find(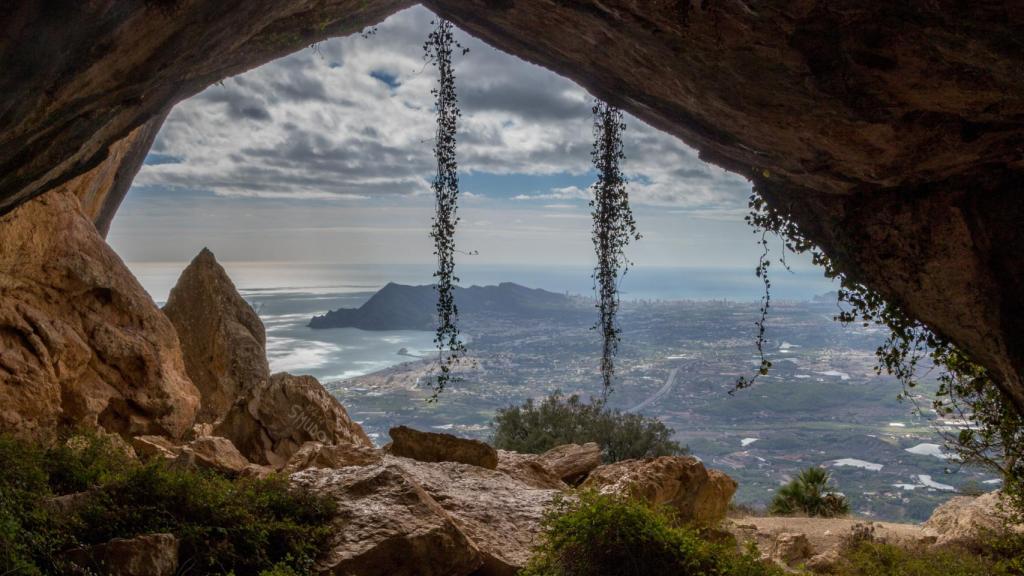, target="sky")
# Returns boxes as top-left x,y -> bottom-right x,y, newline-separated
108,5 -> 822,280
